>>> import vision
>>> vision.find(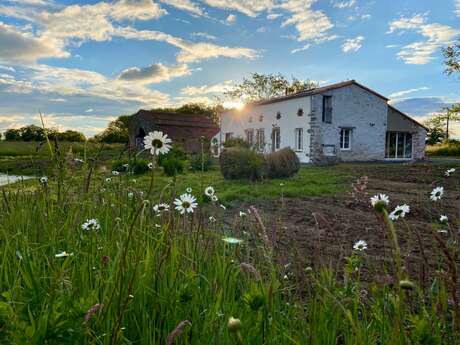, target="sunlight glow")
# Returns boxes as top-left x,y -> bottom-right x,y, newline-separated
223,101 -> 245,110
